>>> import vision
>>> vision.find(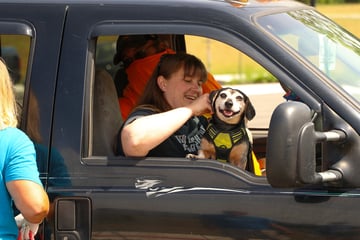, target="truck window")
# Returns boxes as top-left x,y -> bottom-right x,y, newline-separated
91,33 -> 286,176
0,34 -> 30,126
94,34 -> 283,128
